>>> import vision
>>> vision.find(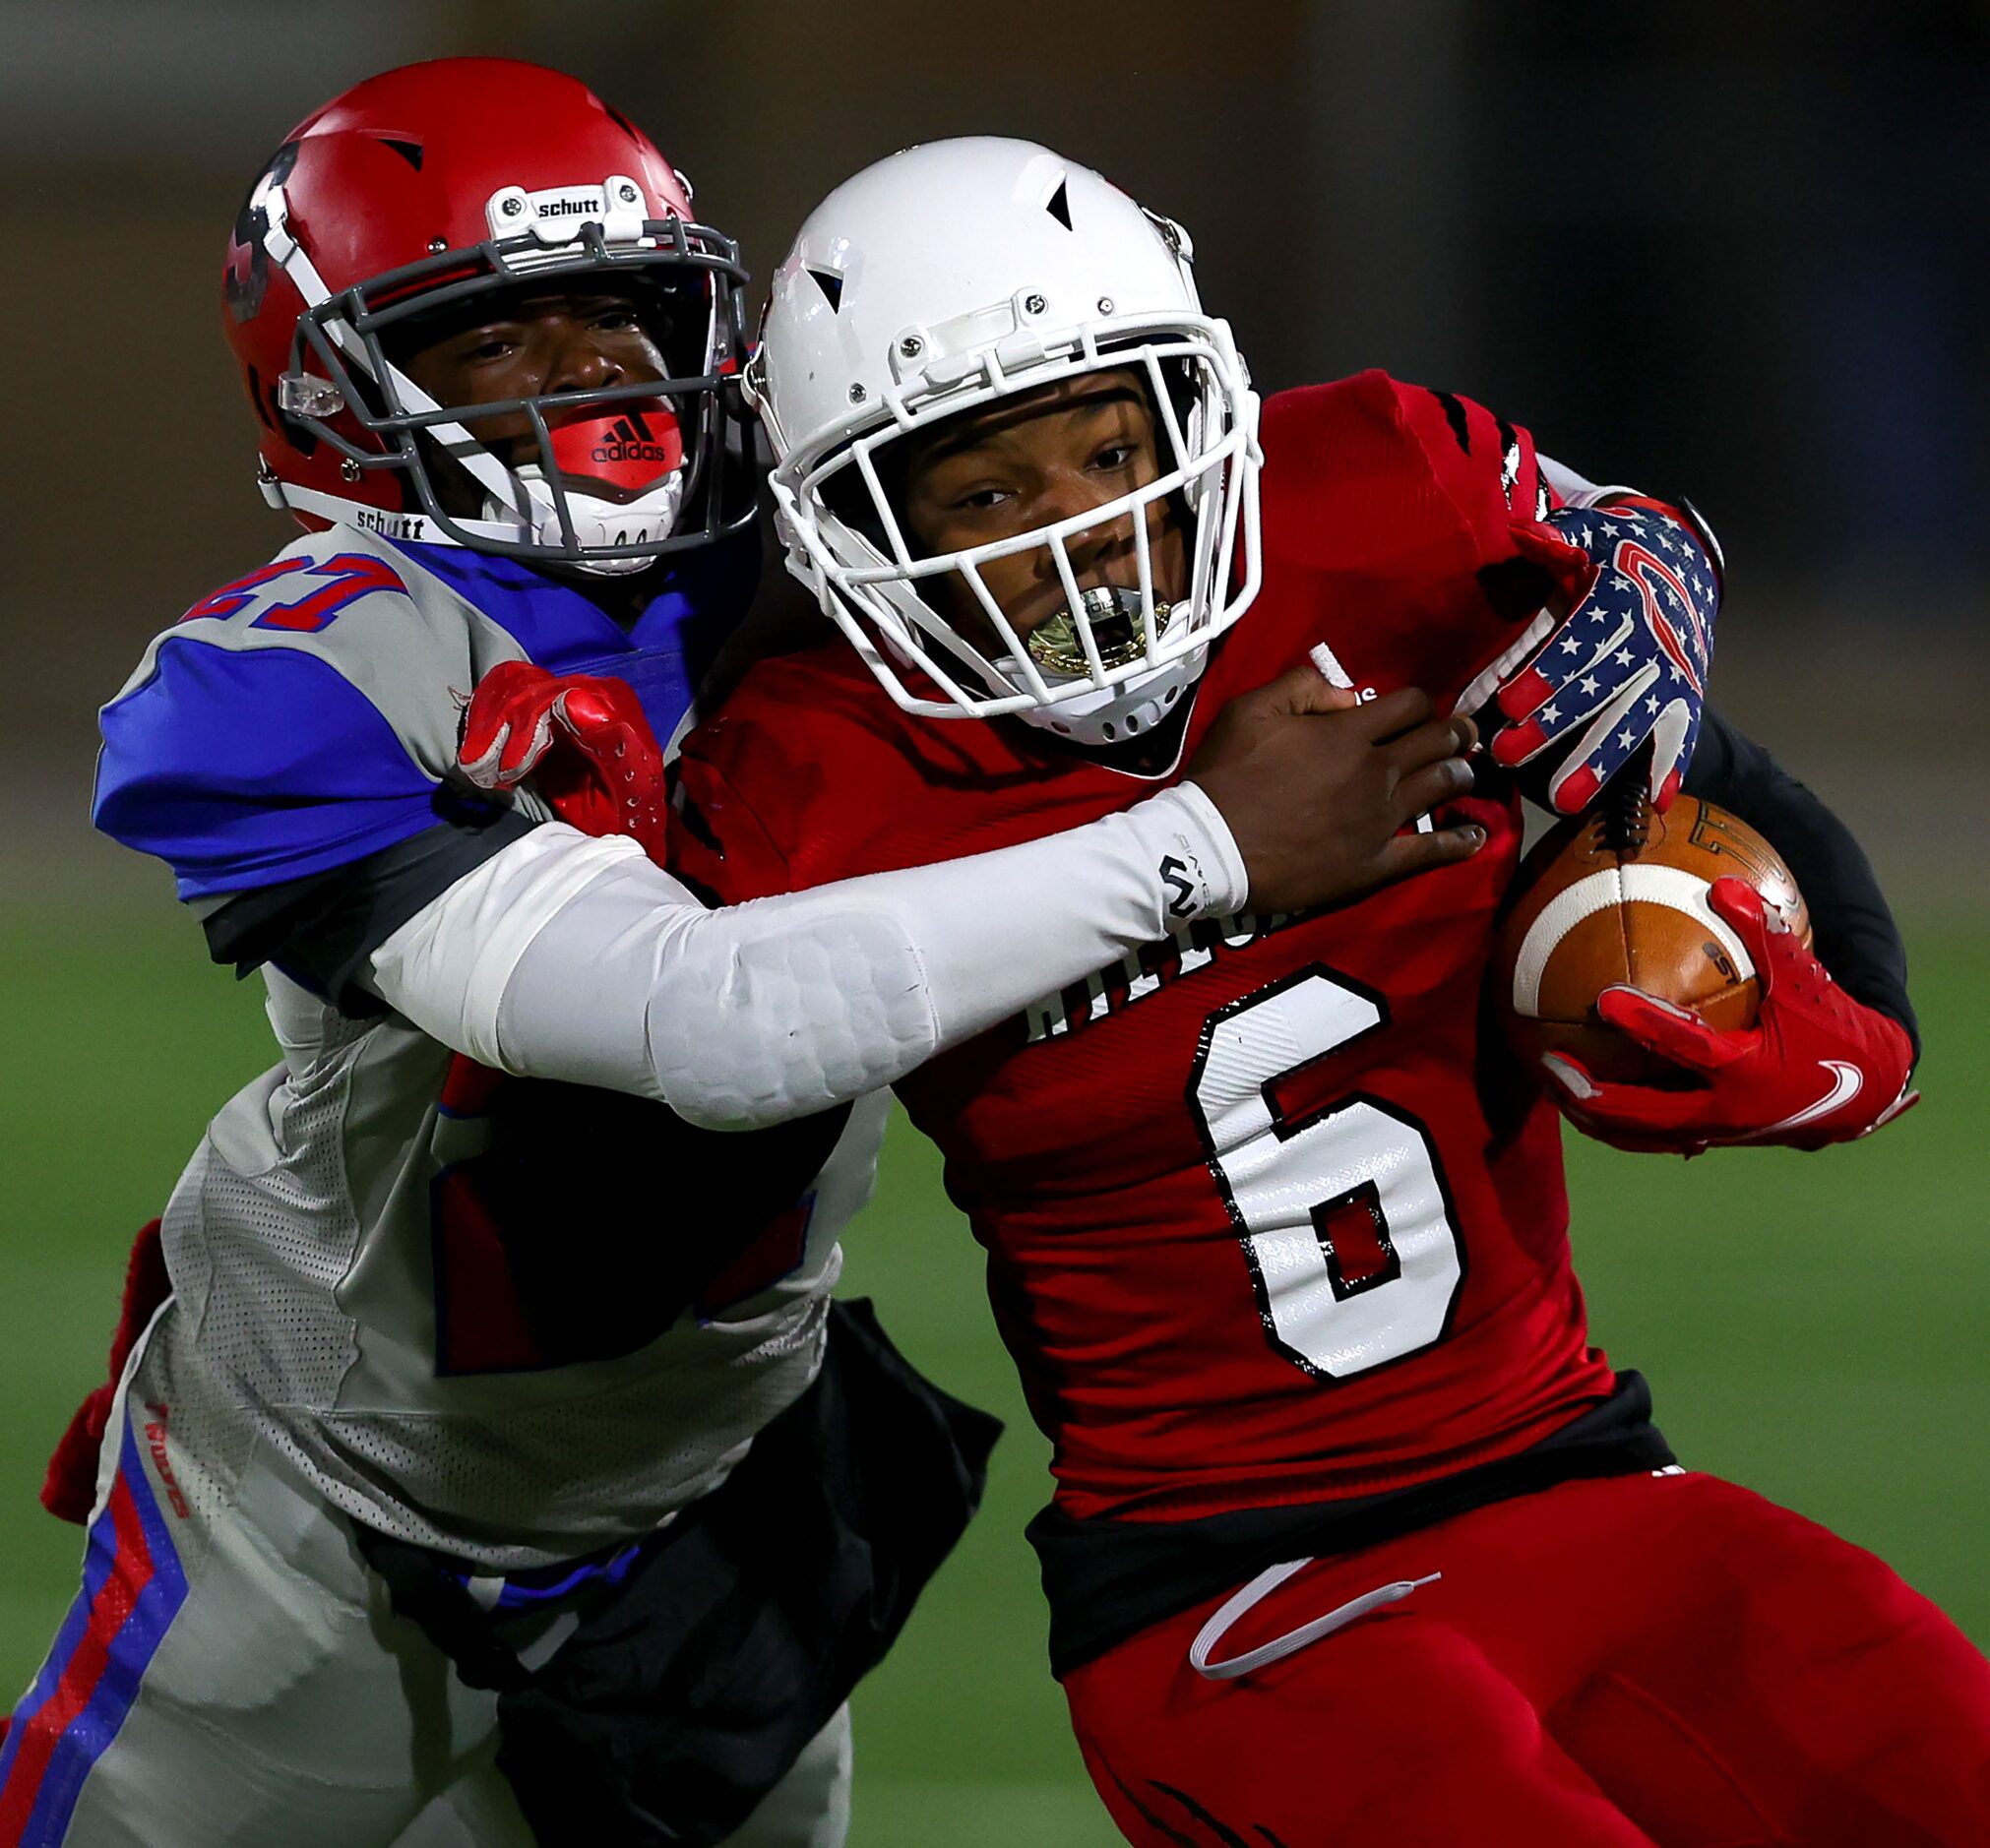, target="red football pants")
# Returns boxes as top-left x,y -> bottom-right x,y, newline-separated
1063,1471 -> 1990,1846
